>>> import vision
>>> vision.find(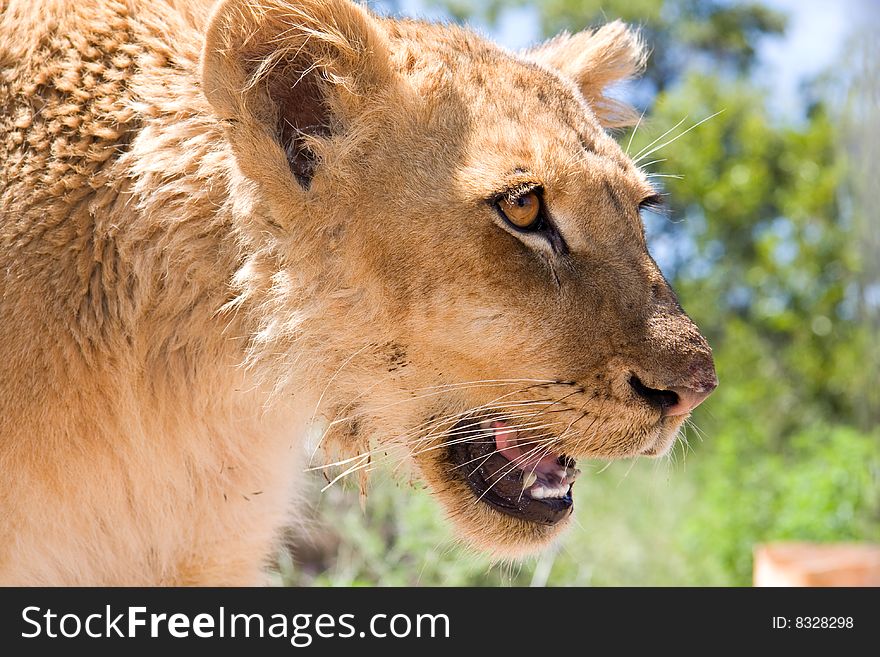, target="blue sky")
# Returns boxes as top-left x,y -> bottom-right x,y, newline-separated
756,0 -> 862,117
